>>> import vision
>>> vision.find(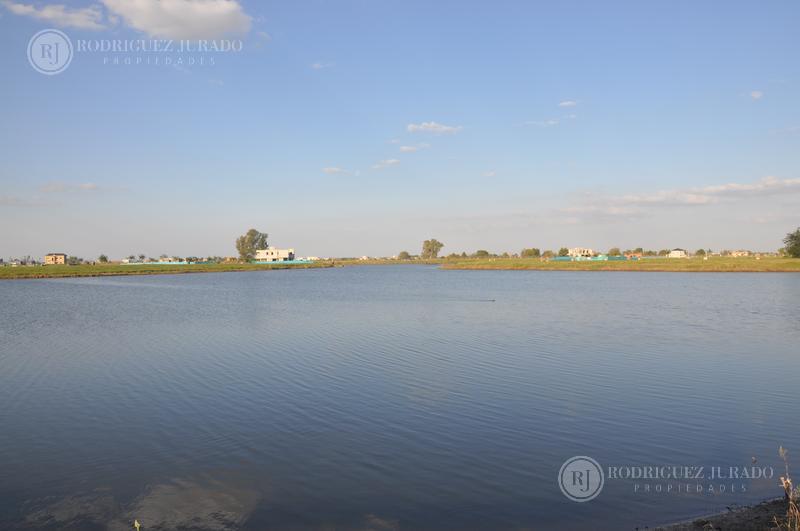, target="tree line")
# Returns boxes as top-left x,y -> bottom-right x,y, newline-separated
395,228 -> 800,260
